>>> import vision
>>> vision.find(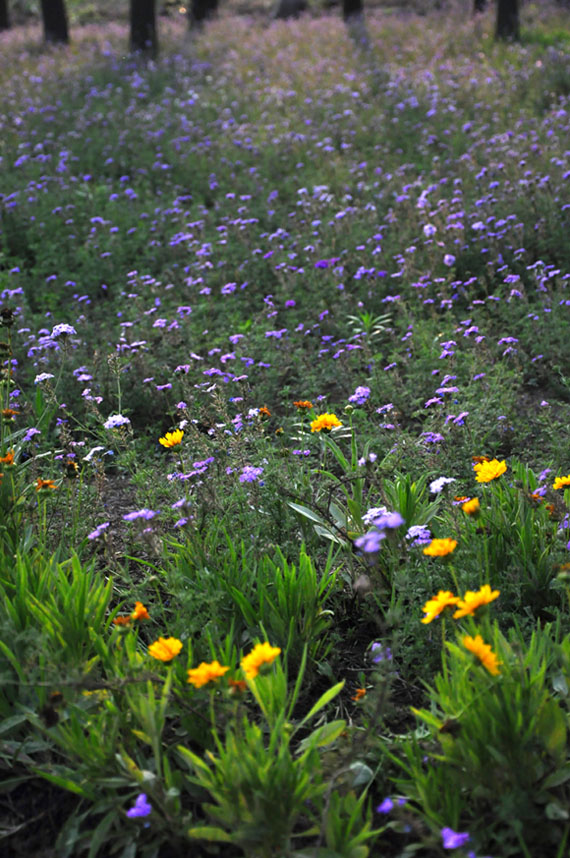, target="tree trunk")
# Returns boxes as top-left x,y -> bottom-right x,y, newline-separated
496,0 -> 519,40
473,0 -> 485,13
40,0 -> 69,44
130,0 -> 158,56
274,0 -> 307,19
190,0 -> 218,27
342,0 -> 362,19
0,0 -> 10,31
